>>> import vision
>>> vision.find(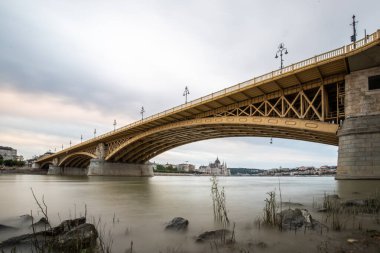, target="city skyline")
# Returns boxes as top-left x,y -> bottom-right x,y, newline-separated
1,1 -> 379,169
